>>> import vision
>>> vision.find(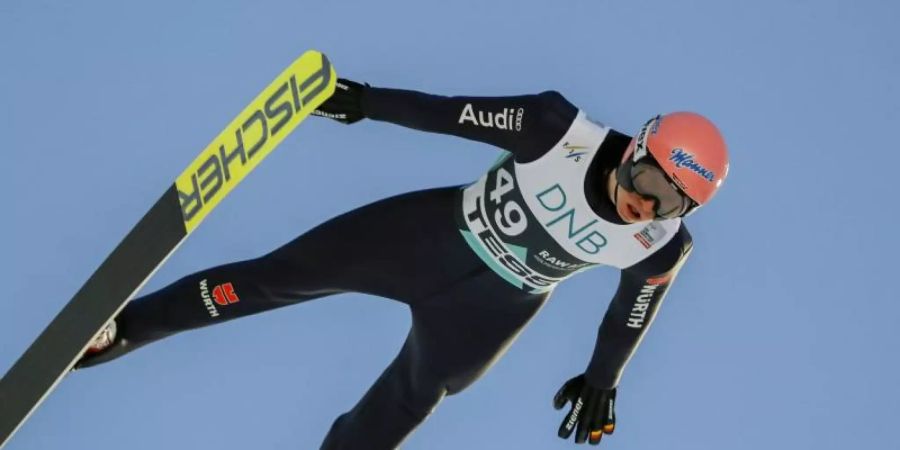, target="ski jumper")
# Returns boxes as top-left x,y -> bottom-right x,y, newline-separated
79,86 -> 694,449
